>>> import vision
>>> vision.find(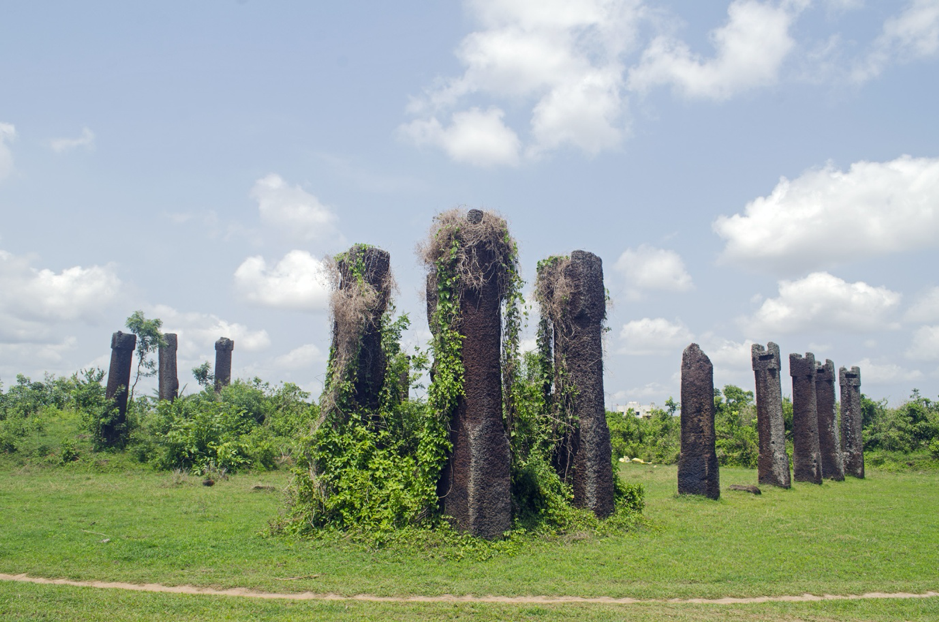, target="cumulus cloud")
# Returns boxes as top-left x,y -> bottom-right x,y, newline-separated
0,122 -> 15,182
401,0 -> 644,163
853,357 -> 923,385
714,155 -> 939,274
233,250 -> 331,312
50,127 -> 95,153
905,286 -> 939,323
619,317 -> 694,355
151,304 -> 271,354
399,107 -> 521,167
741,272 -> 901,336
615,245 -> 692,299
251,174 -> 342,244
698,334 -> 756,372
628,0 -> 804,100
905,325 -> 939,361
852,0 -> 939,83
272,343 -> 324,369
